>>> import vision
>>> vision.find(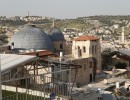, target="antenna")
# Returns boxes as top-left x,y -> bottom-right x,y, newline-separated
27,11 -> 29,17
